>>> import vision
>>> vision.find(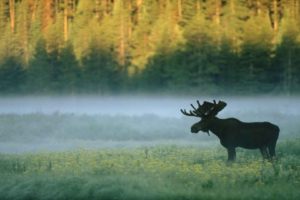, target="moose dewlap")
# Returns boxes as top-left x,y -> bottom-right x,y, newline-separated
181,100 -> 280,161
